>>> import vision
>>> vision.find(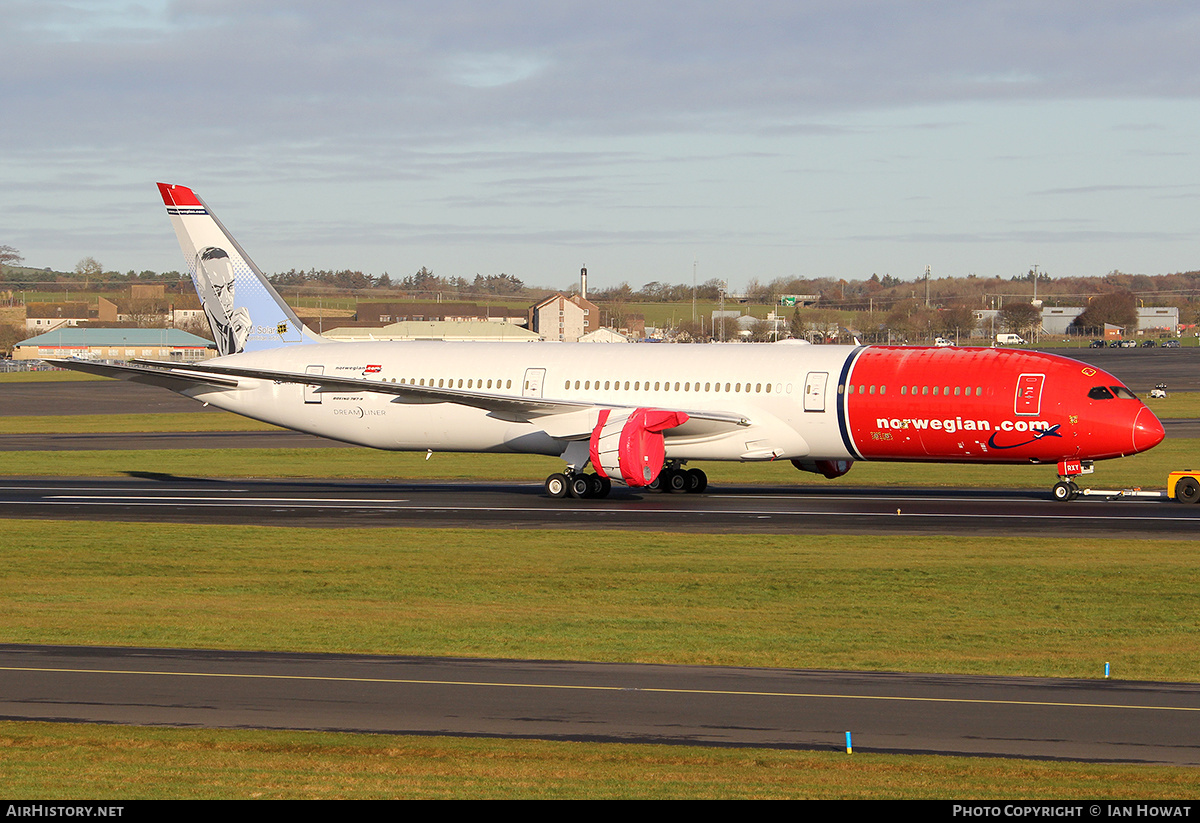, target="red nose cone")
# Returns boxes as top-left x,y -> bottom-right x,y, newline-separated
1132,406 -> 1166,454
